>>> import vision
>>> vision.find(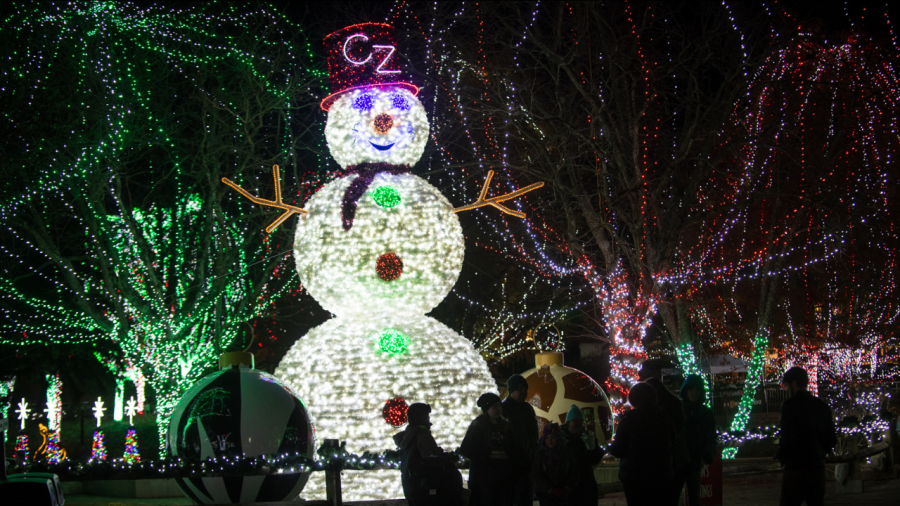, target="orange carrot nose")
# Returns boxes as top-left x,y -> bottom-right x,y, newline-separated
373,113 -> 393,134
